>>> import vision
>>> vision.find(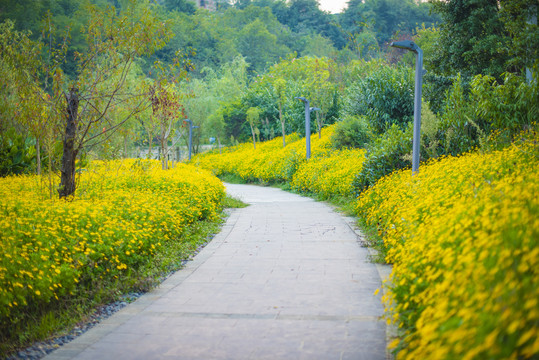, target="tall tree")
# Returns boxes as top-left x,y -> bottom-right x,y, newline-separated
429,0 -> 510,77
56,0 -> 171,197
274,77 -> 288,147
236,18 -> 289,74
149,49 -> 194,168
499,0 -> 539,75
163,0 -> 197,14
341,0 -> 439,49
0,18 -> 66,183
